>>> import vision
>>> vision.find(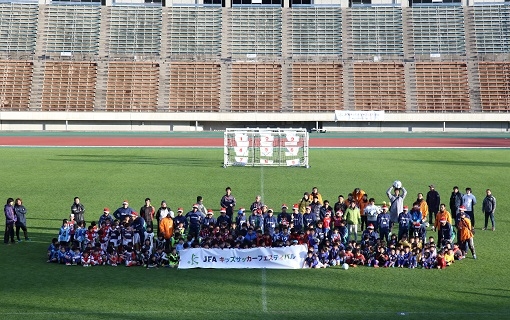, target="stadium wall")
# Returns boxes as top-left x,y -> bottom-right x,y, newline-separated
0,1 -> 509,132
0,111 -> 509,132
